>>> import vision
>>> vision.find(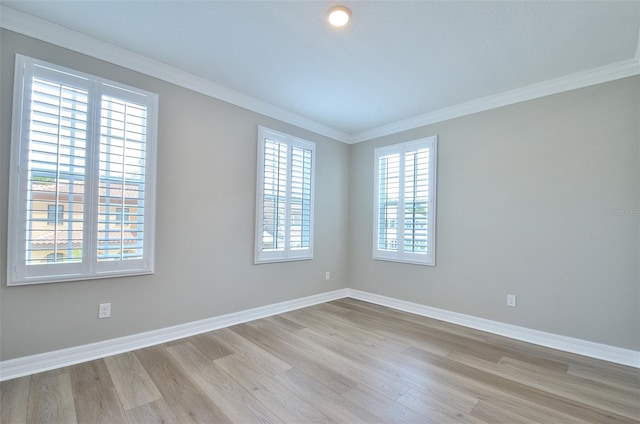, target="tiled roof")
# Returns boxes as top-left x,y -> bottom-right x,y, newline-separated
31,182 -> 142,199
30,229 -> 140,246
